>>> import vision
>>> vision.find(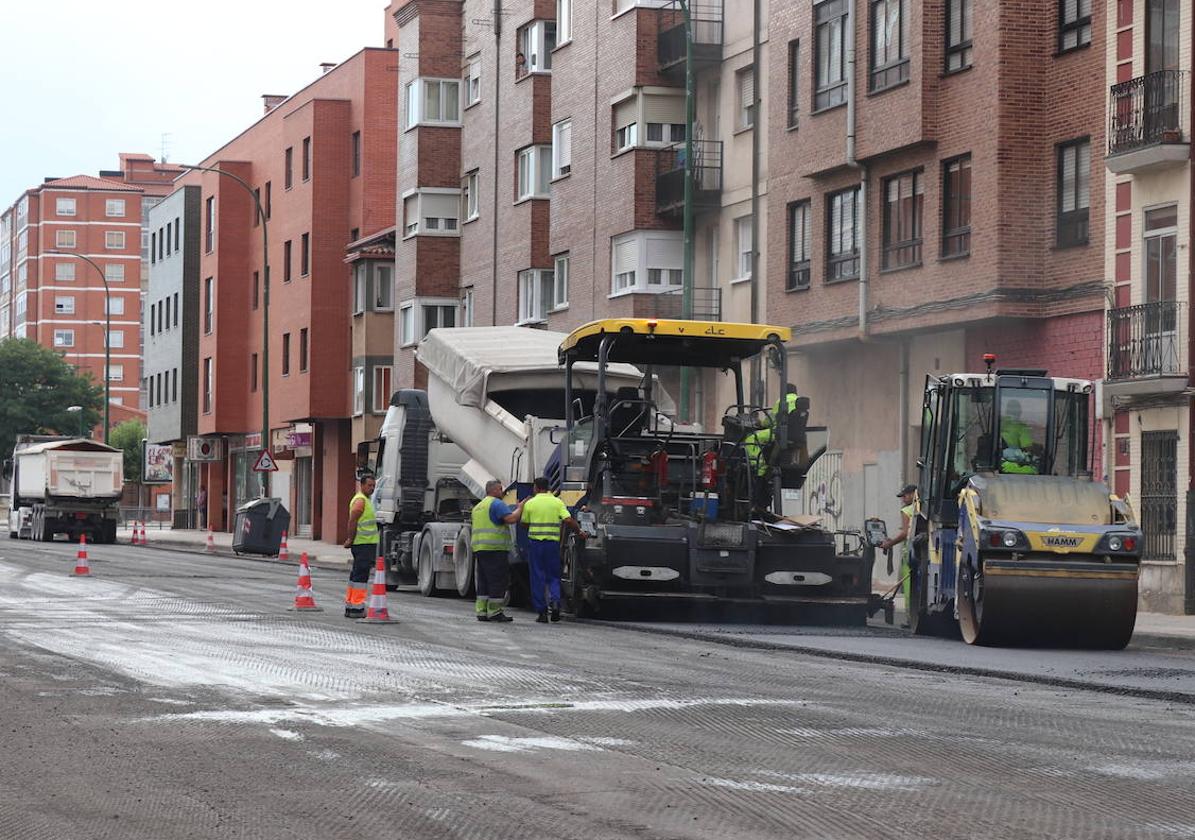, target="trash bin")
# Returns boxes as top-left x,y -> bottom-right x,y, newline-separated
232,497 -> 291,556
